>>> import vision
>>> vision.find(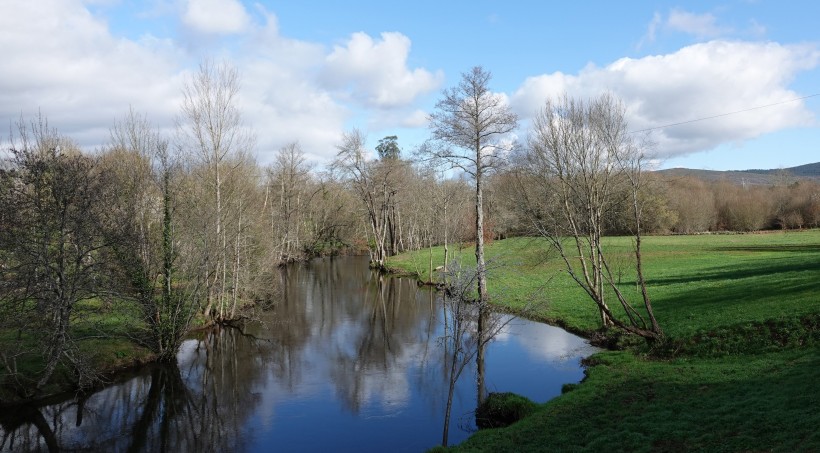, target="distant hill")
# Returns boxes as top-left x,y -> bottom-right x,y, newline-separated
740,162 -> 820,177
655,162 -> 820,185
